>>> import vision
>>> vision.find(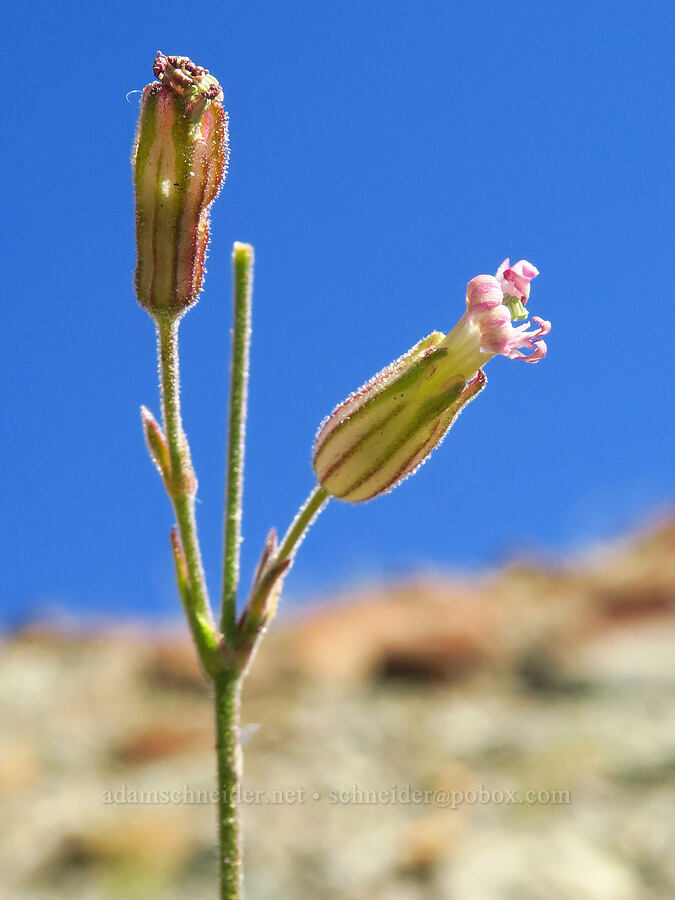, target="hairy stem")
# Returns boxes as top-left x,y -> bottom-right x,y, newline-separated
156,314 -> 218,671
221,244 -> 254,644
215,244 -> 254,897
214,669 -> 243,900
276,485 -> 330,566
